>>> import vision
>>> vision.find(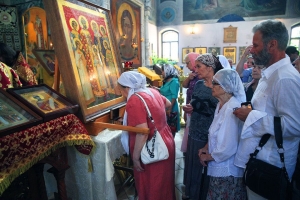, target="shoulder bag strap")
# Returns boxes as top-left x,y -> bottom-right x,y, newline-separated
135,93 -> 159,158
251,134 -> 271,158
134,93 -> 156,129
274,116 -> 290,181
